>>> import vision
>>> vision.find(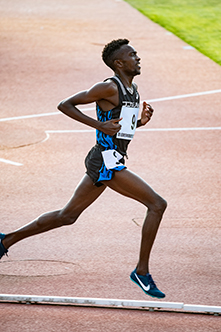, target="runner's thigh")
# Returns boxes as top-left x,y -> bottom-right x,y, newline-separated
62,174 -> 106,214
105,169 -> 162,208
